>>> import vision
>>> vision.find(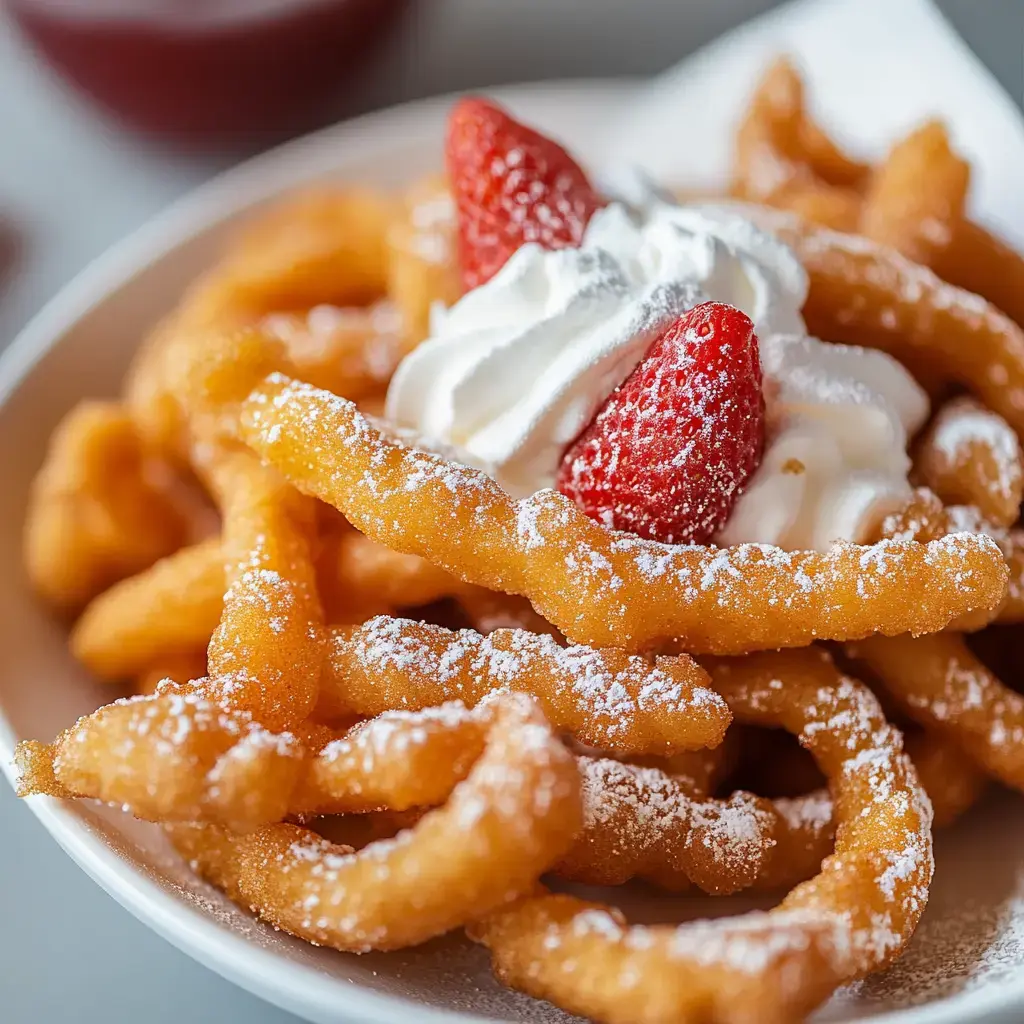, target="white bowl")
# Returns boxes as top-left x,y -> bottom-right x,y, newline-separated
3,81 -> 1024,1024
